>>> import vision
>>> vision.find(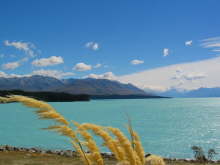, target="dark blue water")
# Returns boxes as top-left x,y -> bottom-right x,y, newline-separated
1,98 -> 220,159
